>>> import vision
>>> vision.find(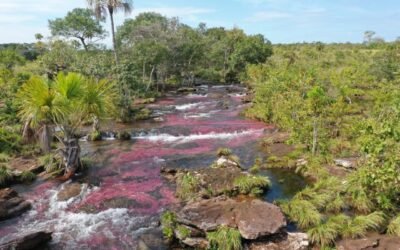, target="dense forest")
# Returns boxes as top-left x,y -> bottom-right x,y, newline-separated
0,1 -> 399,249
